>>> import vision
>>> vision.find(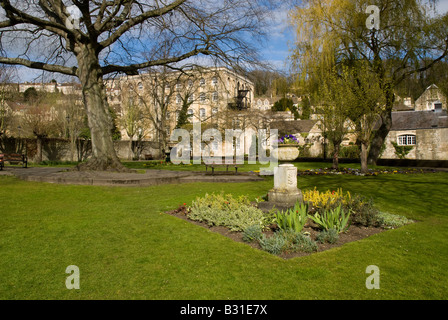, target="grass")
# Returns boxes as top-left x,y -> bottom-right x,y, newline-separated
0,167 -> 447,299
121,160 -> 401,173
